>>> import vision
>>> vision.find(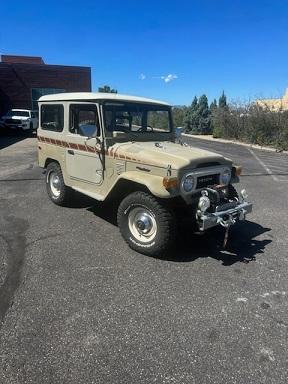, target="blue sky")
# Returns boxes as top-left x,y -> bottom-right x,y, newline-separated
1,0 -> 288,105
